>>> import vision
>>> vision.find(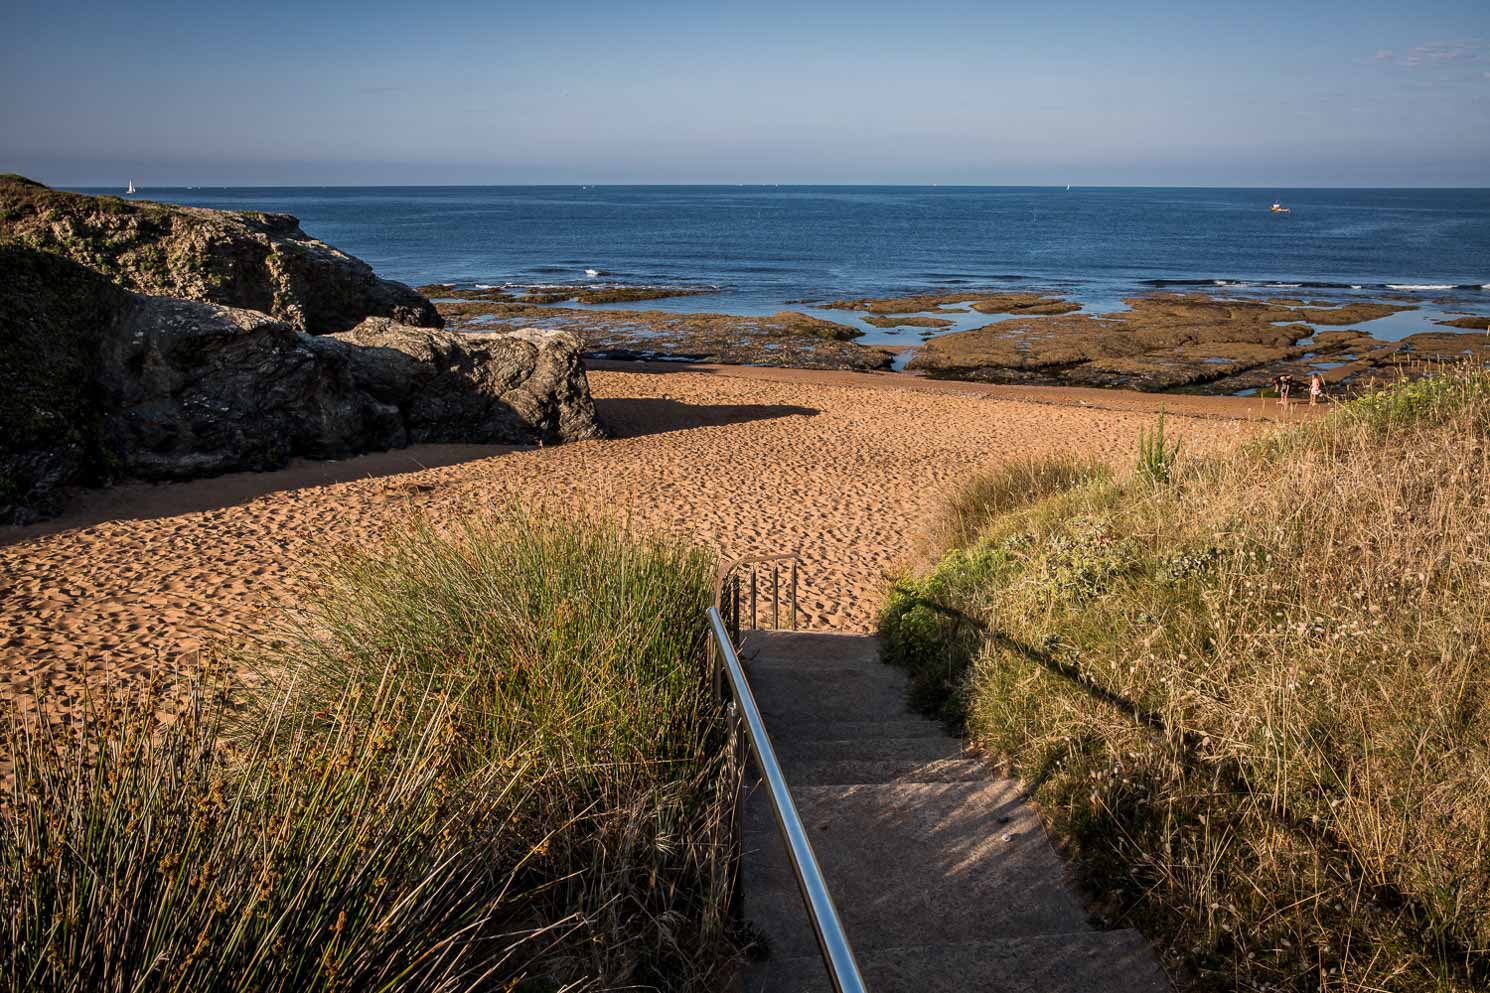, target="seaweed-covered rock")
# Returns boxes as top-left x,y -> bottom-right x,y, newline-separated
1435,315 -> 1490,330
0,175 -> 440,334
436,300 -> 894,371
824,291 -> 1079,316
905,294 -> 1432,392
